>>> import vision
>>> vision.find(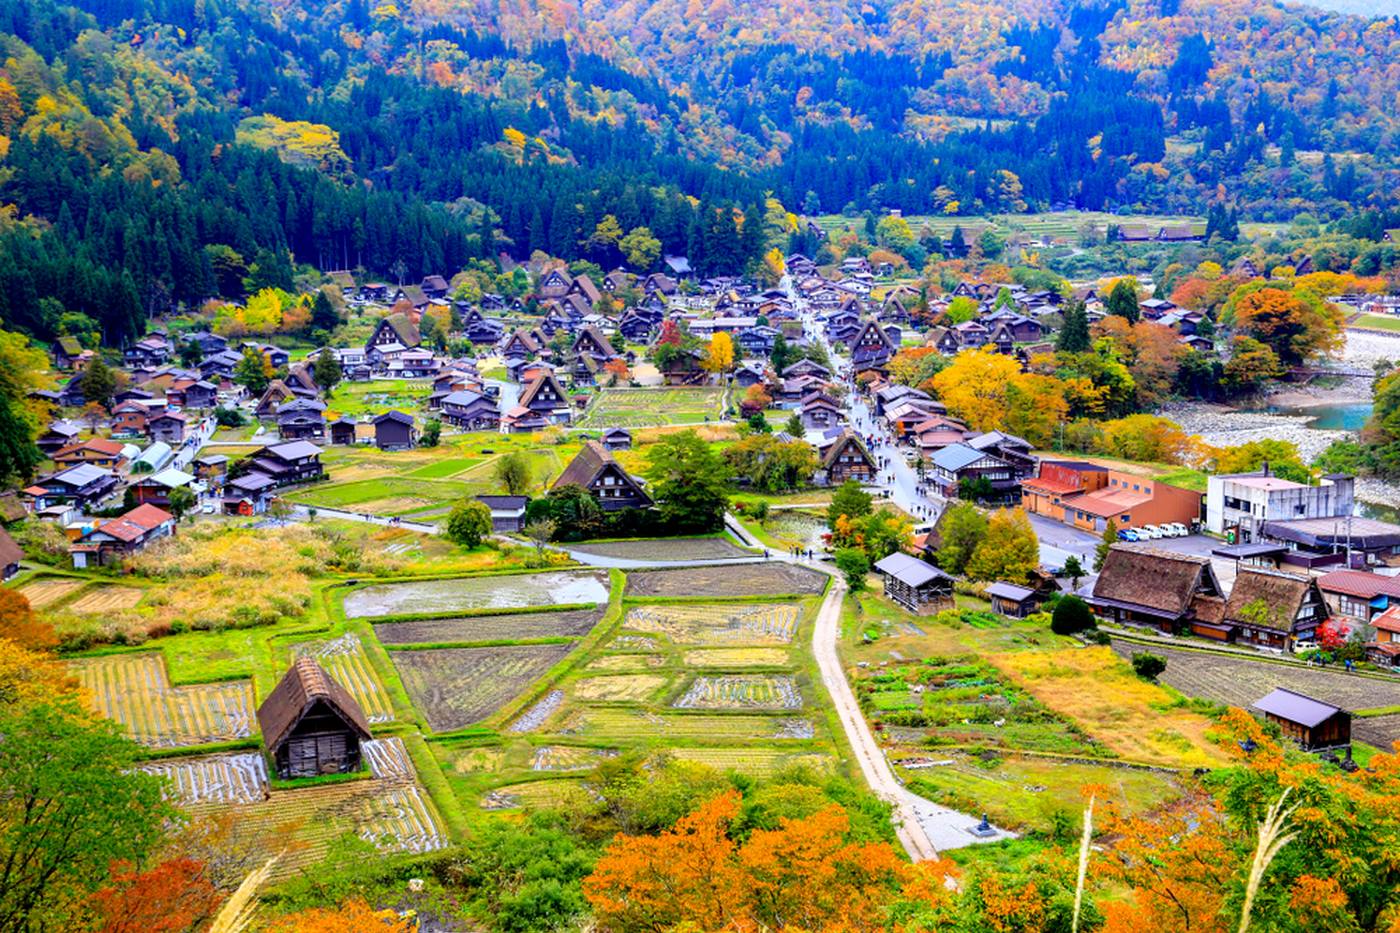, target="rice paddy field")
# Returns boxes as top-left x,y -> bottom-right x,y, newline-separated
374,608 -> 603,645
344,571 -> 609,617
68,586 -> 145,613
290,634 -> 396,724
18,577 -> 86,609
624,603 -> 801,645
625,562 -> 826,597
70,653 -> 254,748
391,643 -> 578,732
577,386 -> 725,428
